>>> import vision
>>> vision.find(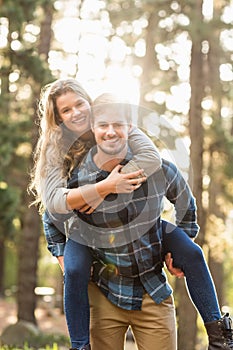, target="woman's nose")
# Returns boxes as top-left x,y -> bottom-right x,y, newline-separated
72,107 -> 81,116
